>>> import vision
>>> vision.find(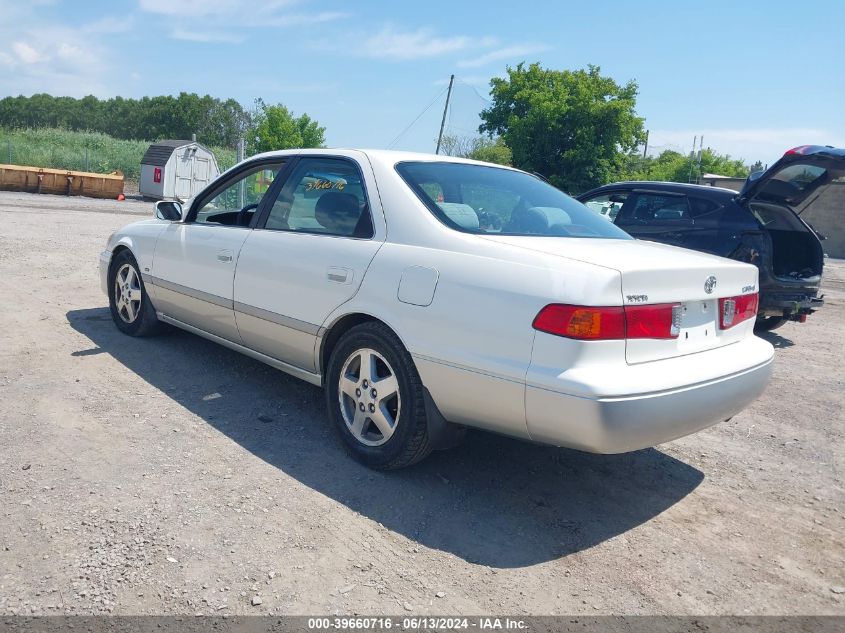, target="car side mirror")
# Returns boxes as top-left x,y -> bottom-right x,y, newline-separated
155,200 -> 183,221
